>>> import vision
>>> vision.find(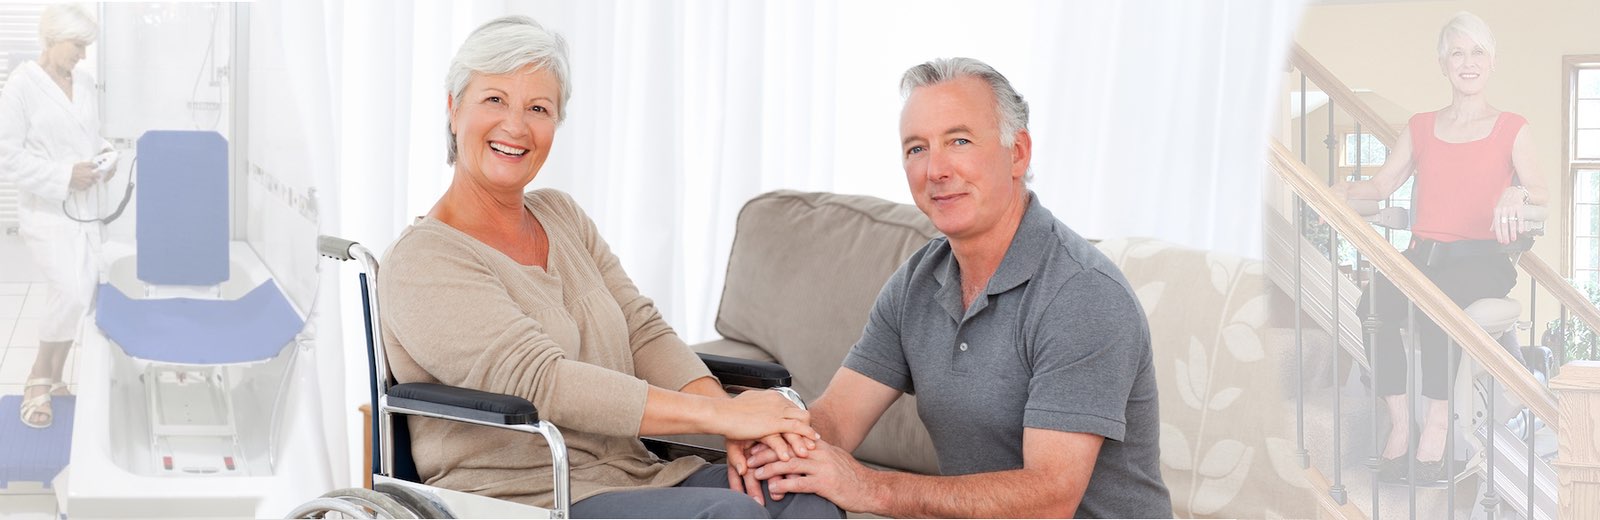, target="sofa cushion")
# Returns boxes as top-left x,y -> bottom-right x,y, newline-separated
1095,237 -> 1314,518
711,190 -> 941,474
694,338 -> 777,364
